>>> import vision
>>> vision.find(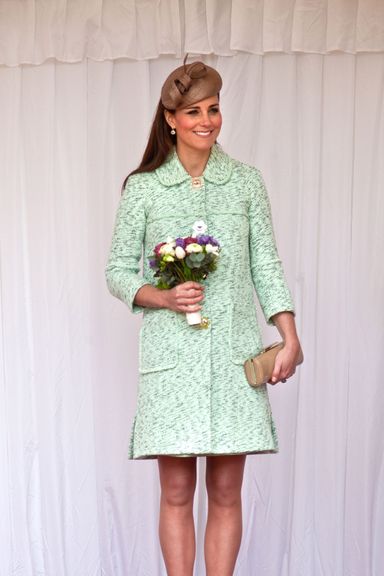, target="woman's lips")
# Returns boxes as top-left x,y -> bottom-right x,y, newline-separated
193,130 -> 213,137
